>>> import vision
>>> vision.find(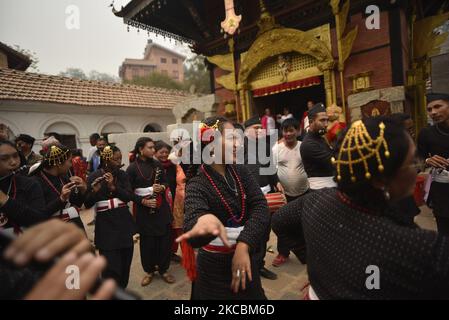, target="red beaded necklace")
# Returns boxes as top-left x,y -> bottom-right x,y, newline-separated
40,171 -> 64,196
337,191 -> 374,215
136,158 -> 154,182
201,165 -> 246,224
3,176 -> 17,199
